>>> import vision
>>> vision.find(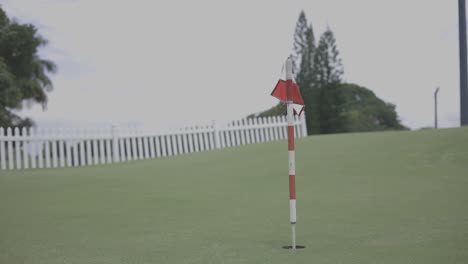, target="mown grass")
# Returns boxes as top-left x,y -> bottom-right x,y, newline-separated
1,127 -> 467,264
